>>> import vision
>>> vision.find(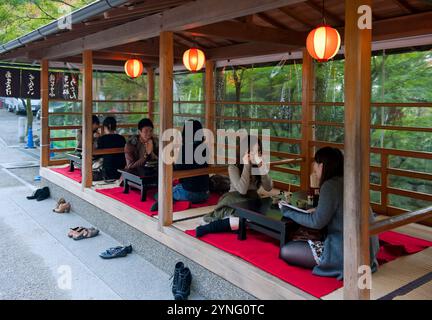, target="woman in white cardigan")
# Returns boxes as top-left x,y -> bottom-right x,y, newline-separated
196,135 -> 273,237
